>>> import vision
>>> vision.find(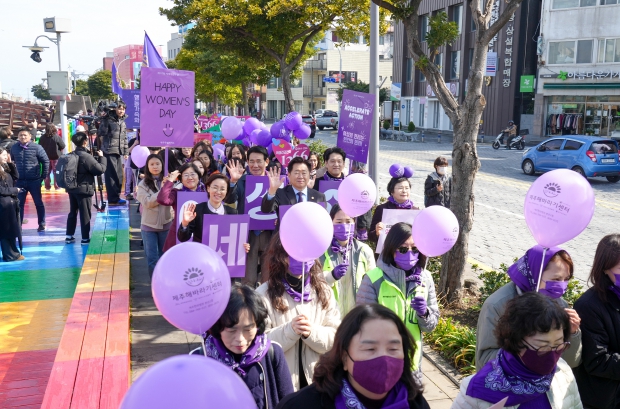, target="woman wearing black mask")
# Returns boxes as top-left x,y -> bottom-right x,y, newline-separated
276,304 -> 430,409
453,292 -> 581,408
356,222 -> 439,386
256,232 -> 340,392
